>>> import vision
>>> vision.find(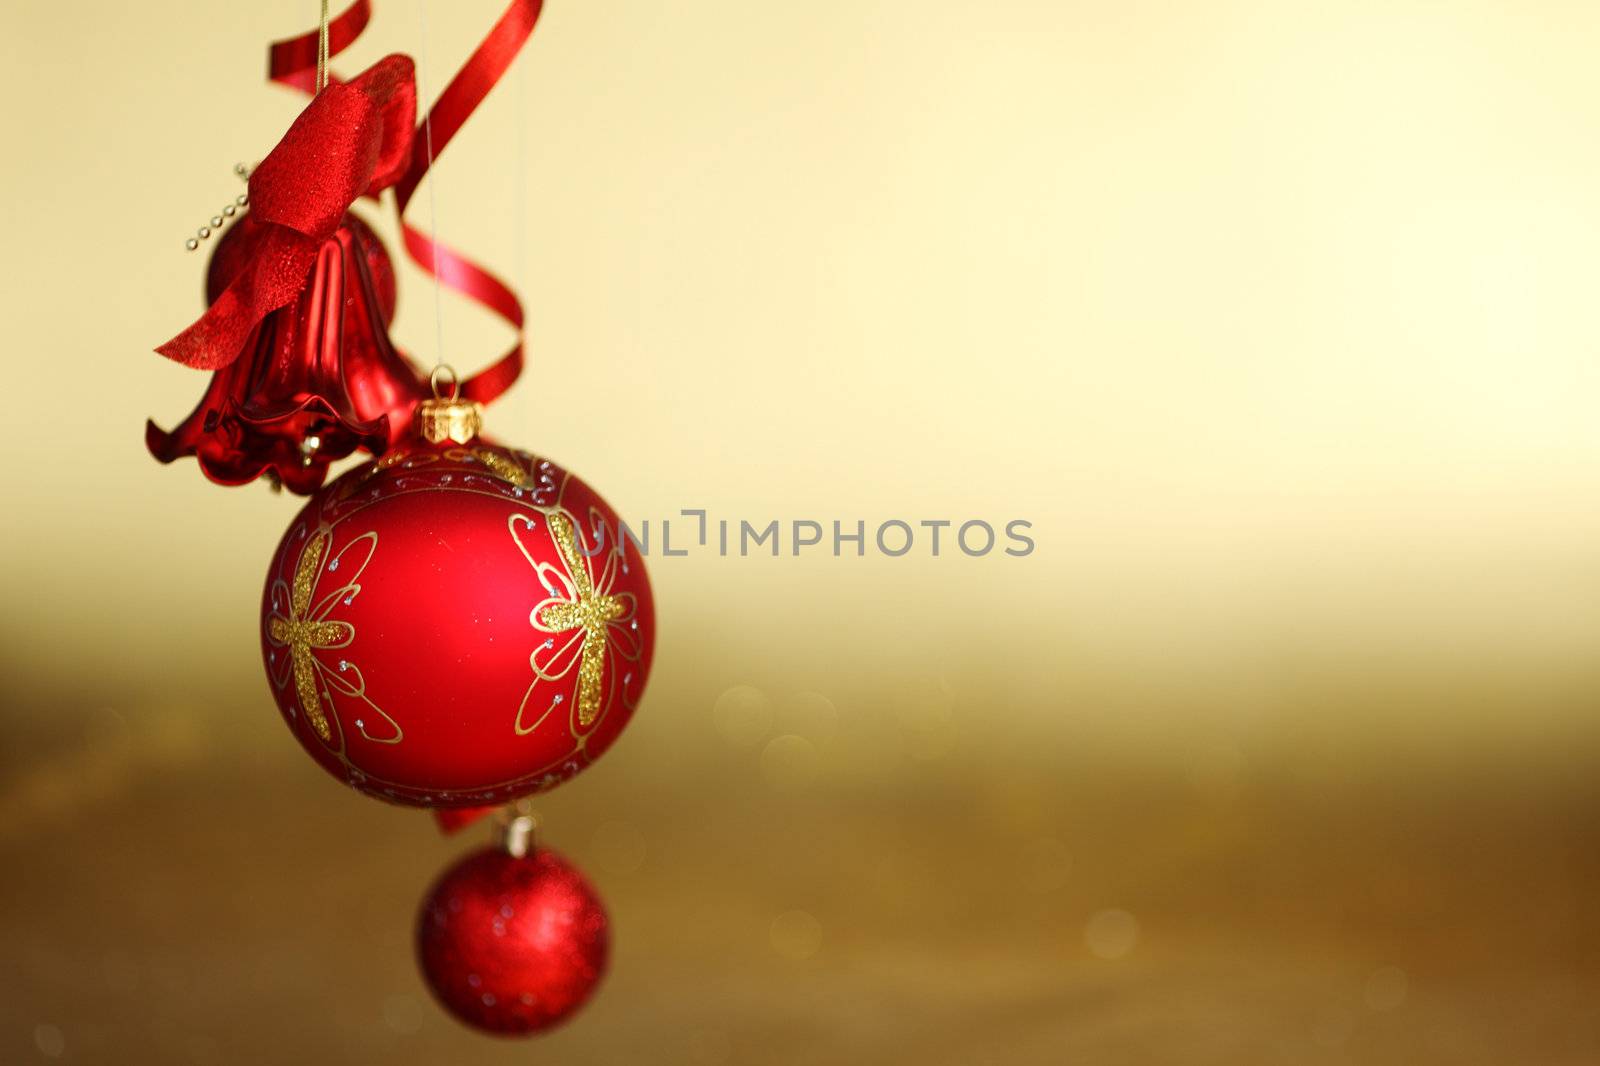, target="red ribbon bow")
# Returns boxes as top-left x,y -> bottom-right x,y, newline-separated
158,55 -> 417,371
